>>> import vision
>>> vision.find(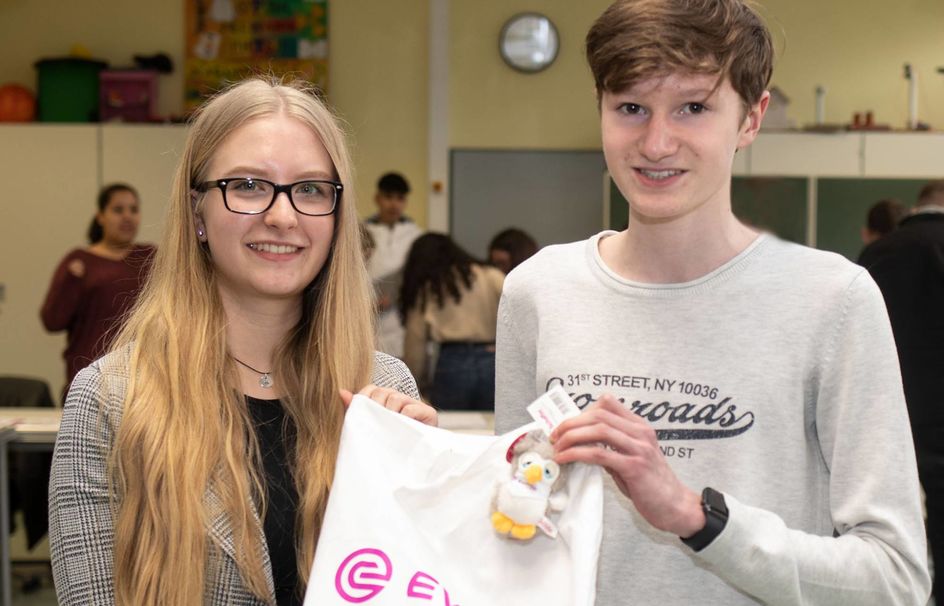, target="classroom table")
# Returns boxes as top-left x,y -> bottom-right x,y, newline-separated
0,408 -> 61,606
0,425 -> 16,606
437,409 -> 495,435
